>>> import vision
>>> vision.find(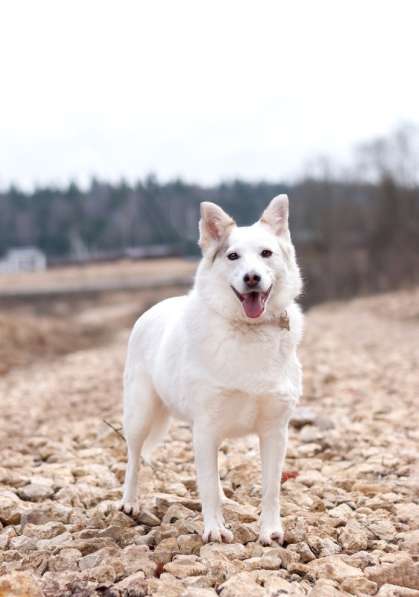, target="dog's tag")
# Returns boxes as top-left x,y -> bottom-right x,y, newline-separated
279,311 -> 290,331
